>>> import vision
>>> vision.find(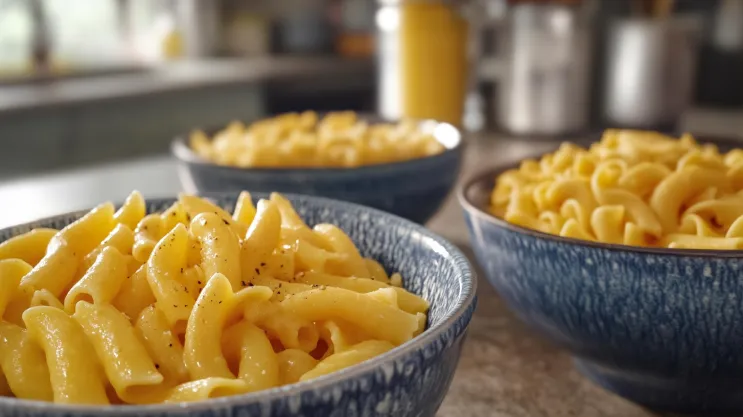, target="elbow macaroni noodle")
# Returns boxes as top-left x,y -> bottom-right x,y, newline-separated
0,191 -> 429,405
491,130 -> 743,249
189,111 -> 446,168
